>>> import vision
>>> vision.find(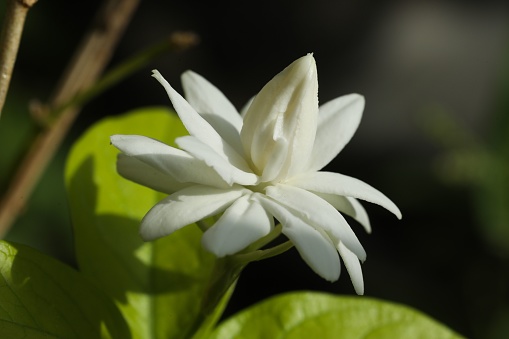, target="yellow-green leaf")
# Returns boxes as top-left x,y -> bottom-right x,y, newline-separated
210,292 -> 464,339
65,107 -> 226,339
0,241 -> 129,338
